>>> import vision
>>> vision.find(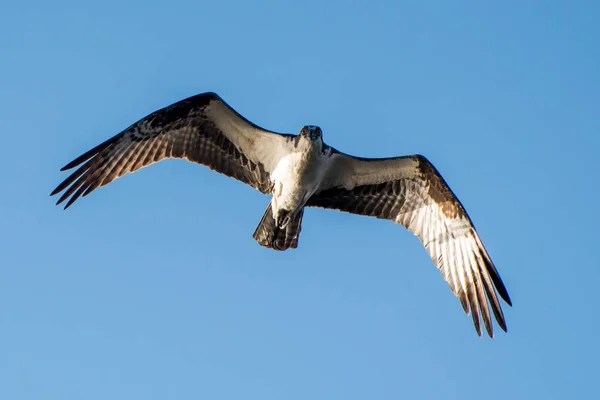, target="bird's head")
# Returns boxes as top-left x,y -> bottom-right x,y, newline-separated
300,125 -> 323,142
